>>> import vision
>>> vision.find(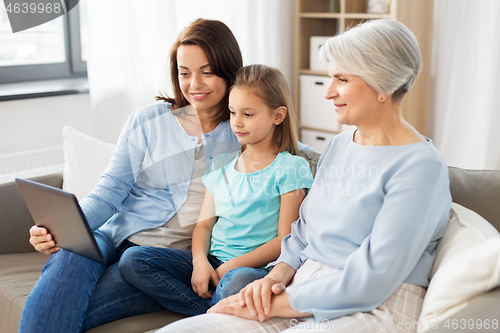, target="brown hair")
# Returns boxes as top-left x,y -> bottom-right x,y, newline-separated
231,64 -> 299,155
156,19 -> 243,122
